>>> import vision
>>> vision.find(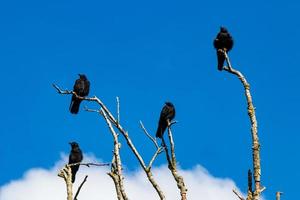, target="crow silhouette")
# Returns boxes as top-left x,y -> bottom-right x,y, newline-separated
68,142 -> 83,183
156,102 -> 176,138
213,27 -> 234,71
69,74 -> 90,114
